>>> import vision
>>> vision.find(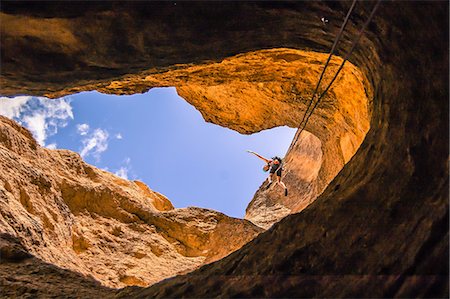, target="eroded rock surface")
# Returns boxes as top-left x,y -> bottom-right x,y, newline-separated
0,233 -> 115,298
1,3 -> 372,229
246,131 -> 323,228
0,116 -> 262,289
62,47 -> 369,228
0,1 -> 448,298
2,47 -> 371,228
